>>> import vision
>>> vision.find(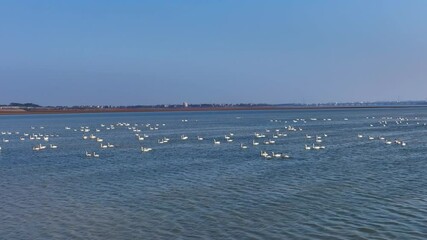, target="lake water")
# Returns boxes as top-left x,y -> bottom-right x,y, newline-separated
1,108 -> 426,239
